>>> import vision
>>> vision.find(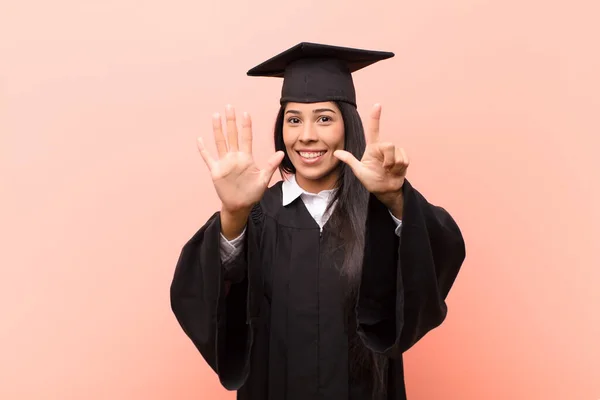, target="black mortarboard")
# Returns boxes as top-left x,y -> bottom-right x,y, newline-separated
247,42 -> 394,107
